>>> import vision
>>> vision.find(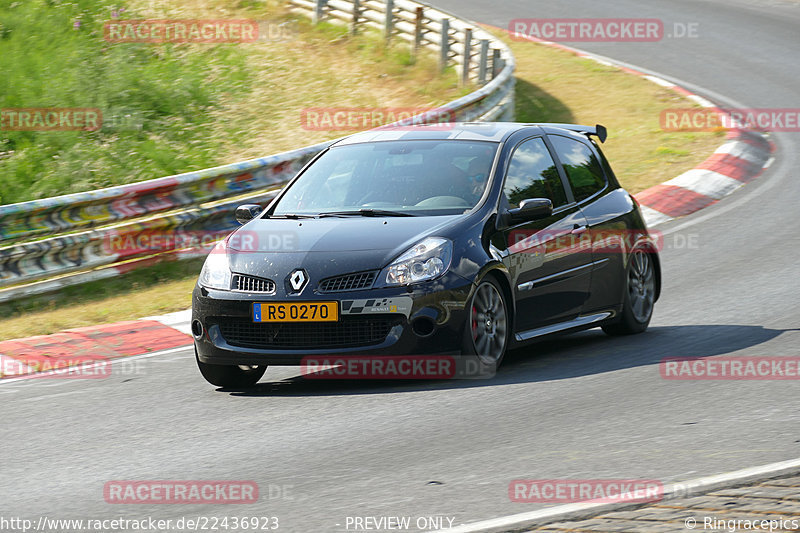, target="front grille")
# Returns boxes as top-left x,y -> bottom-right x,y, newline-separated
318,271 -> 378,293
232,274 -> 276,294
217,316 -> 400,349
